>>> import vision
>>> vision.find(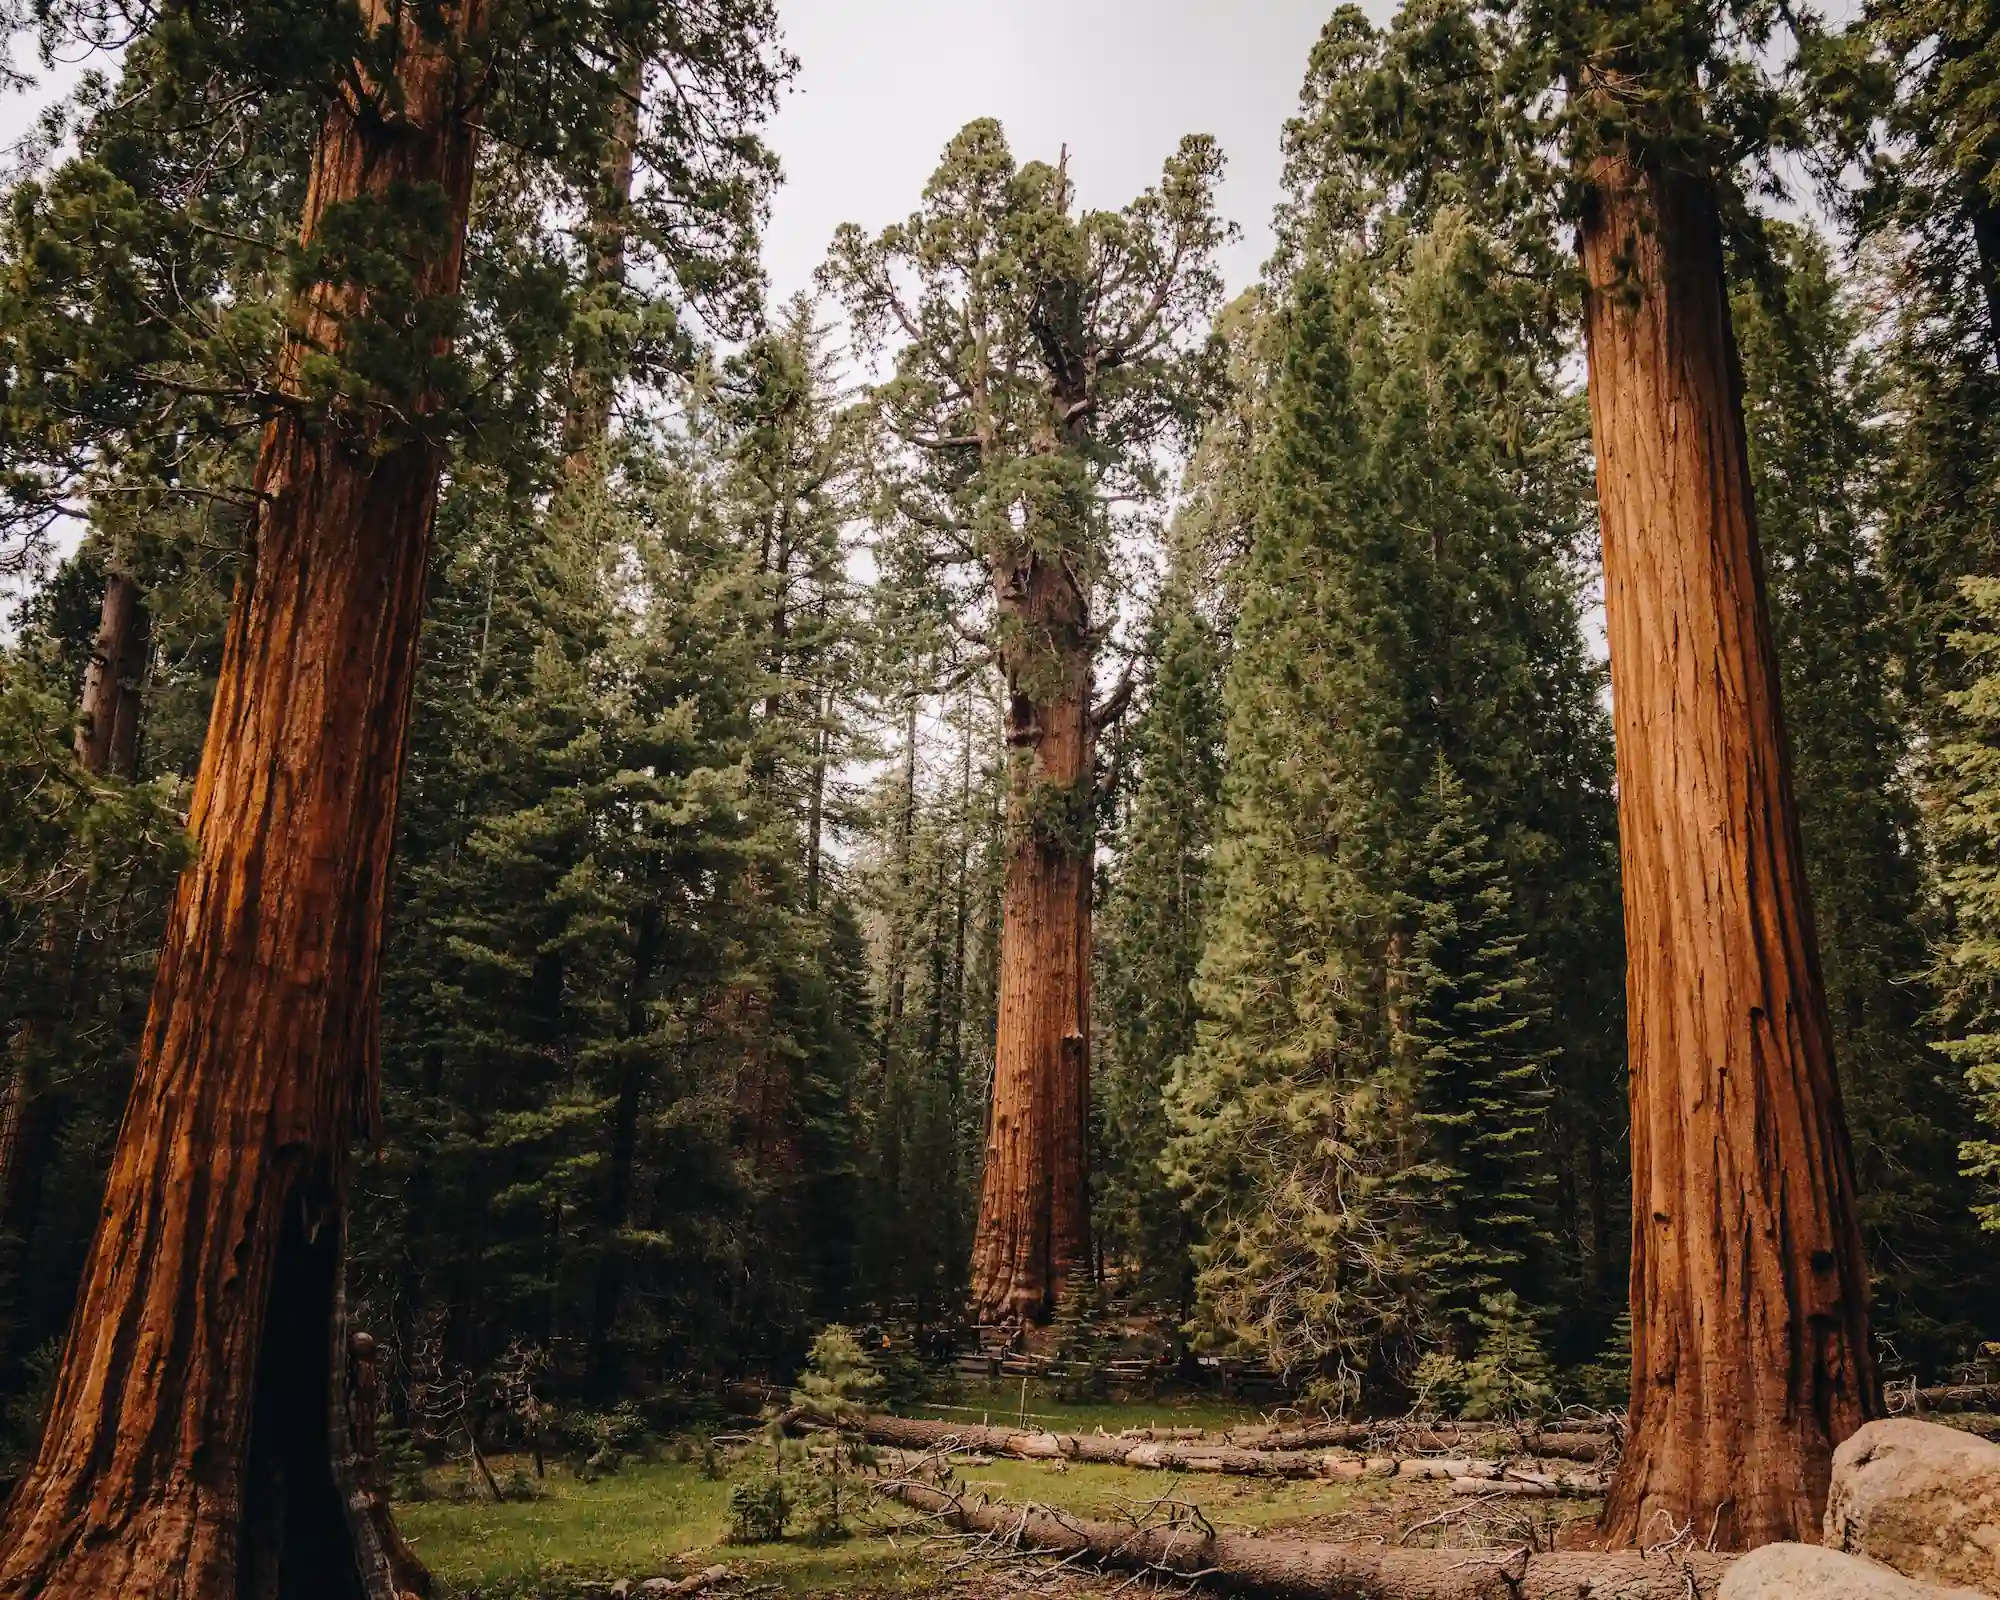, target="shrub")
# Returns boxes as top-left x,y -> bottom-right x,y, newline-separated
728,1474 -> 789,1543
1459,1293 -> 1555,1422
